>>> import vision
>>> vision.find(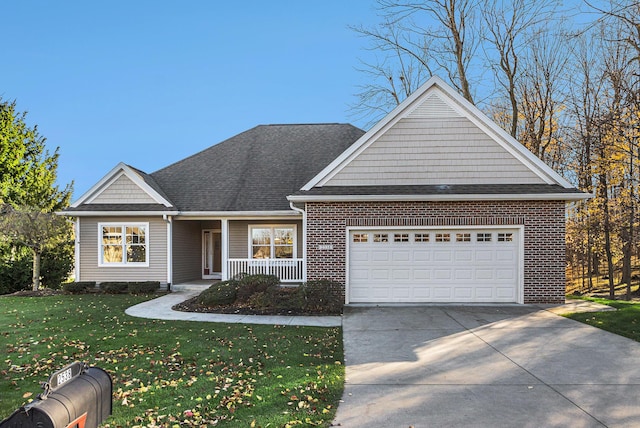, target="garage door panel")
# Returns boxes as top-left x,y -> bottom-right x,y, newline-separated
349,229 -> 519,303
433,251 -> 452,262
